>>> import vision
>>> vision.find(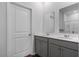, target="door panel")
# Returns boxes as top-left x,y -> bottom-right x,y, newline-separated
35,39 -> 41,56
15,38 -> 30,53
35,37 -> 48,57
41,41 -> 47,57
15,6 -> 30,32
7,3 -> 32,56
49,44 -> 61,57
